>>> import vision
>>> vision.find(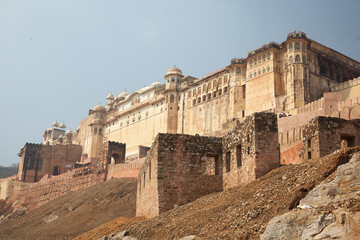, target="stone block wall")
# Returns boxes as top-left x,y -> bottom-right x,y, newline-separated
10,170 -> 106,211
222,112 -> 280,190
301,116 -> 360,161
106,157 -> 145,179
136,133 -> 223,218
